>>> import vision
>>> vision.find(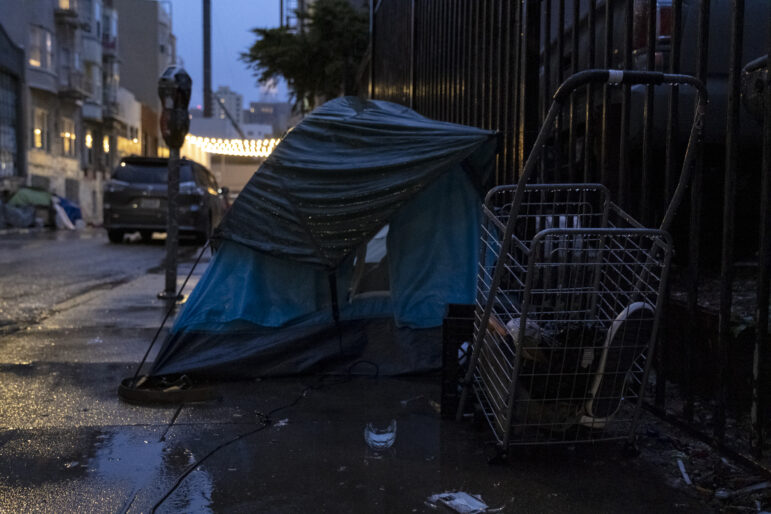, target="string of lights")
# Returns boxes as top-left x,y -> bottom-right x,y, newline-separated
184,134 -> 279,157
